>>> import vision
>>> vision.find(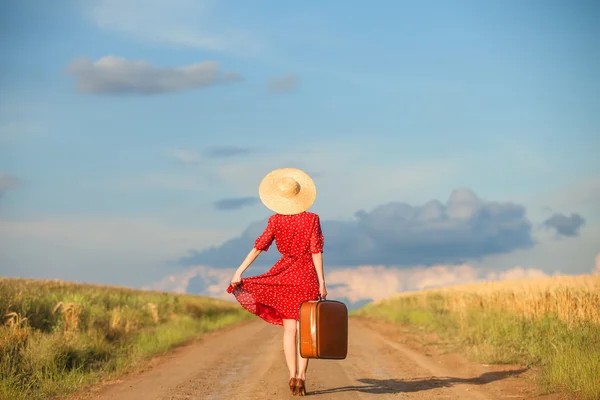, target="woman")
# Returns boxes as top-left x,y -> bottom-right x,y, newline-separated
227,167 -> 327,396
